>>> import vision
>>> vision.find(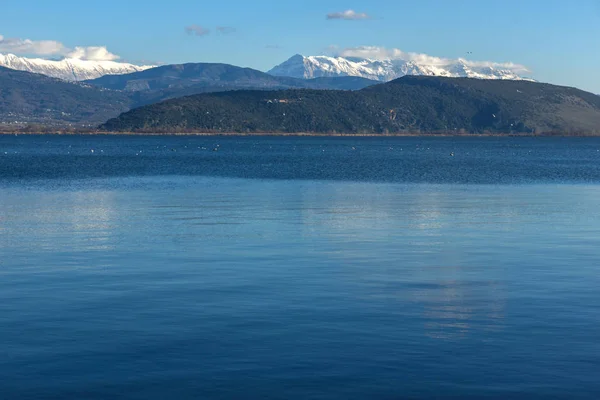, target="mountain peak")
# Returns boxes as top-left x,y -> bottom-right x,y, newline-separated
268,54 -> 532,82
0,53 -> 154,81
